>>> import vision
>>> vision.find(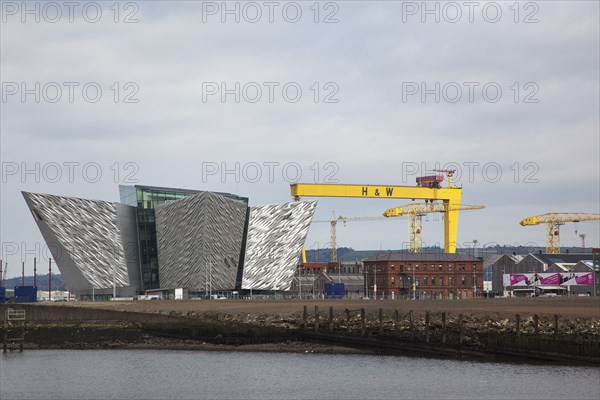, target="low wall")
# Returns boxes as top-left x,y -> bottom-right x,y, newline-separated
0,304 -> 190,325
